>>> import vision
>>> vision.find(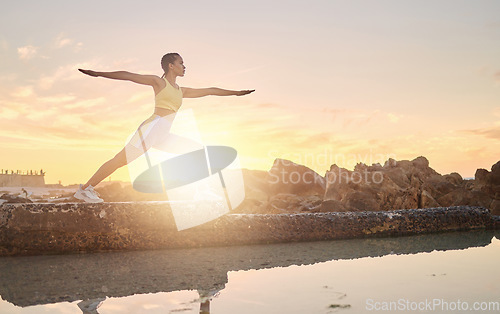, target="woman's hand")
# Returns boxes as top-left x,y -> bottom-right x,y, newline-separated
78,69 -> 99,77
236,90 -> 255,96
